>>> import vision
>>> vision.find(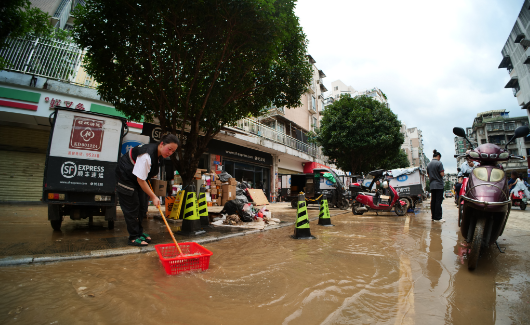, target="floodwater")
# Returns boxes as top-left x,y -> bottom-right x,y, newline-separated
1,200 -> 530,324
